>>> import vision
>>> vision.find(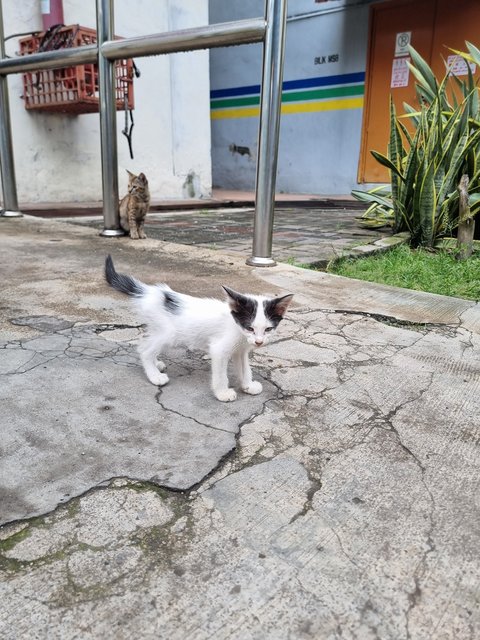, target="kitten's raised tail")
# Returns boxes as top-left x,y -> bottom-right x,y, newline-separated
105,255 -> 144,297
